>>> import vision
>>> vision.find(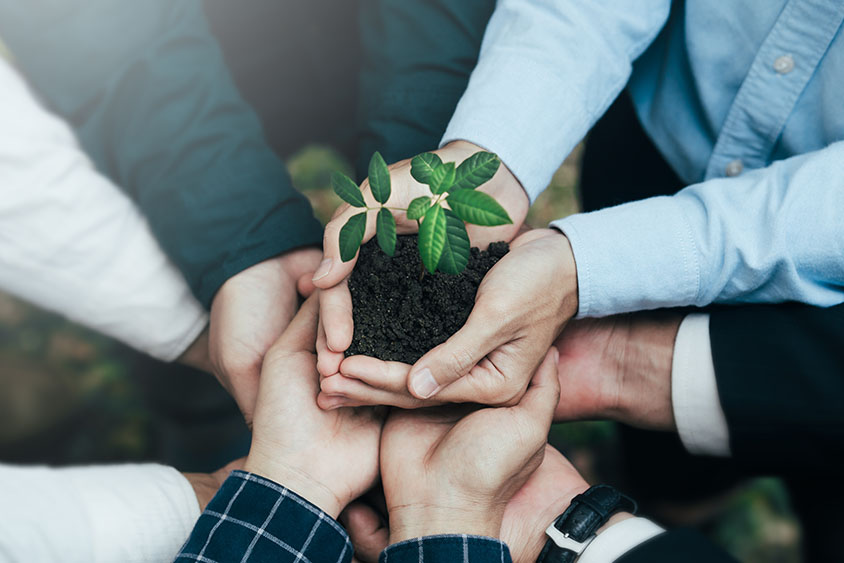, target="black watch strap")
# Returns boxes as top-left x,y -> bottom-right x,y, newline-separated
536,485 -> 637,563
